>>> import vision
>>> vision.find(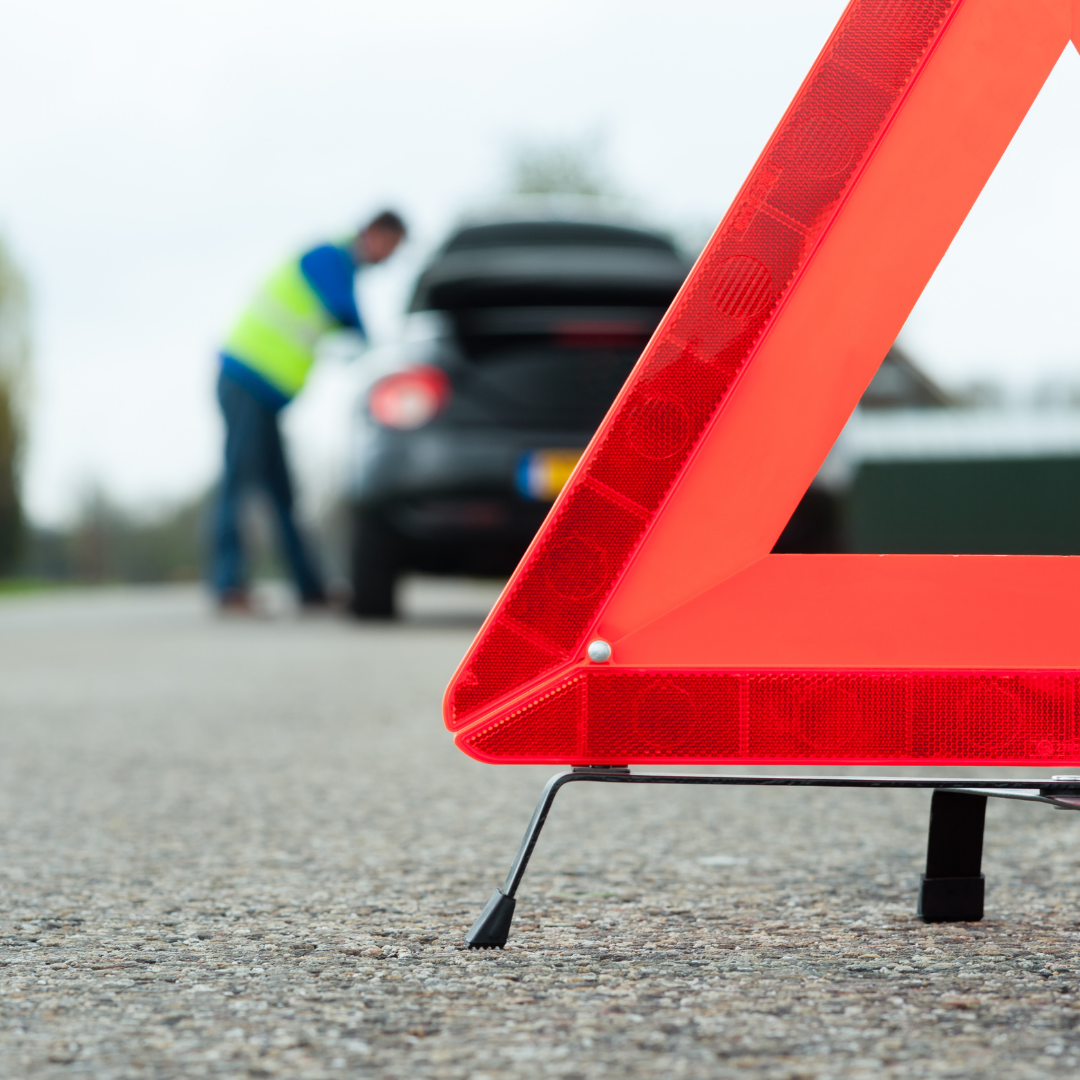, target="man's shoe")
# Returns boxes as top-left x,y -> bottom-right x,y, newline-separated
300,586 -> 348,616
217,589 -> 255,615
